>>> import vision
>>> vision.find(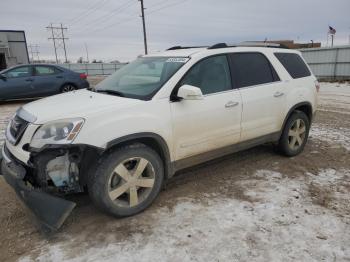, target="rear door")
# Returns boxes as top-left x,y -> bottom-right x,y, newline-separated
0,66 -> 34,99
171,55 -> 242,161
229,52 -> 286,141
32,65 -> 65,96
